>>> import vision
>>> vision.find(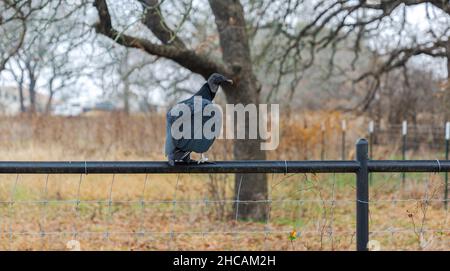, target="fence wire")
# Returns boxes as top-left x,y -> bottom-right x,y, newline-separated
0,171 -> 448,251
